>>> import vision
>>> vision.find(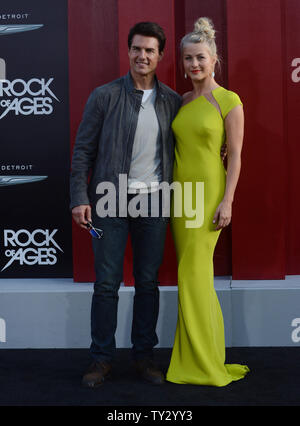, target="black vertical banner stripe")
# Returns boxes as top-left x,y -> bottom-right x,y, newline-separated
0,0 -> 72,277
